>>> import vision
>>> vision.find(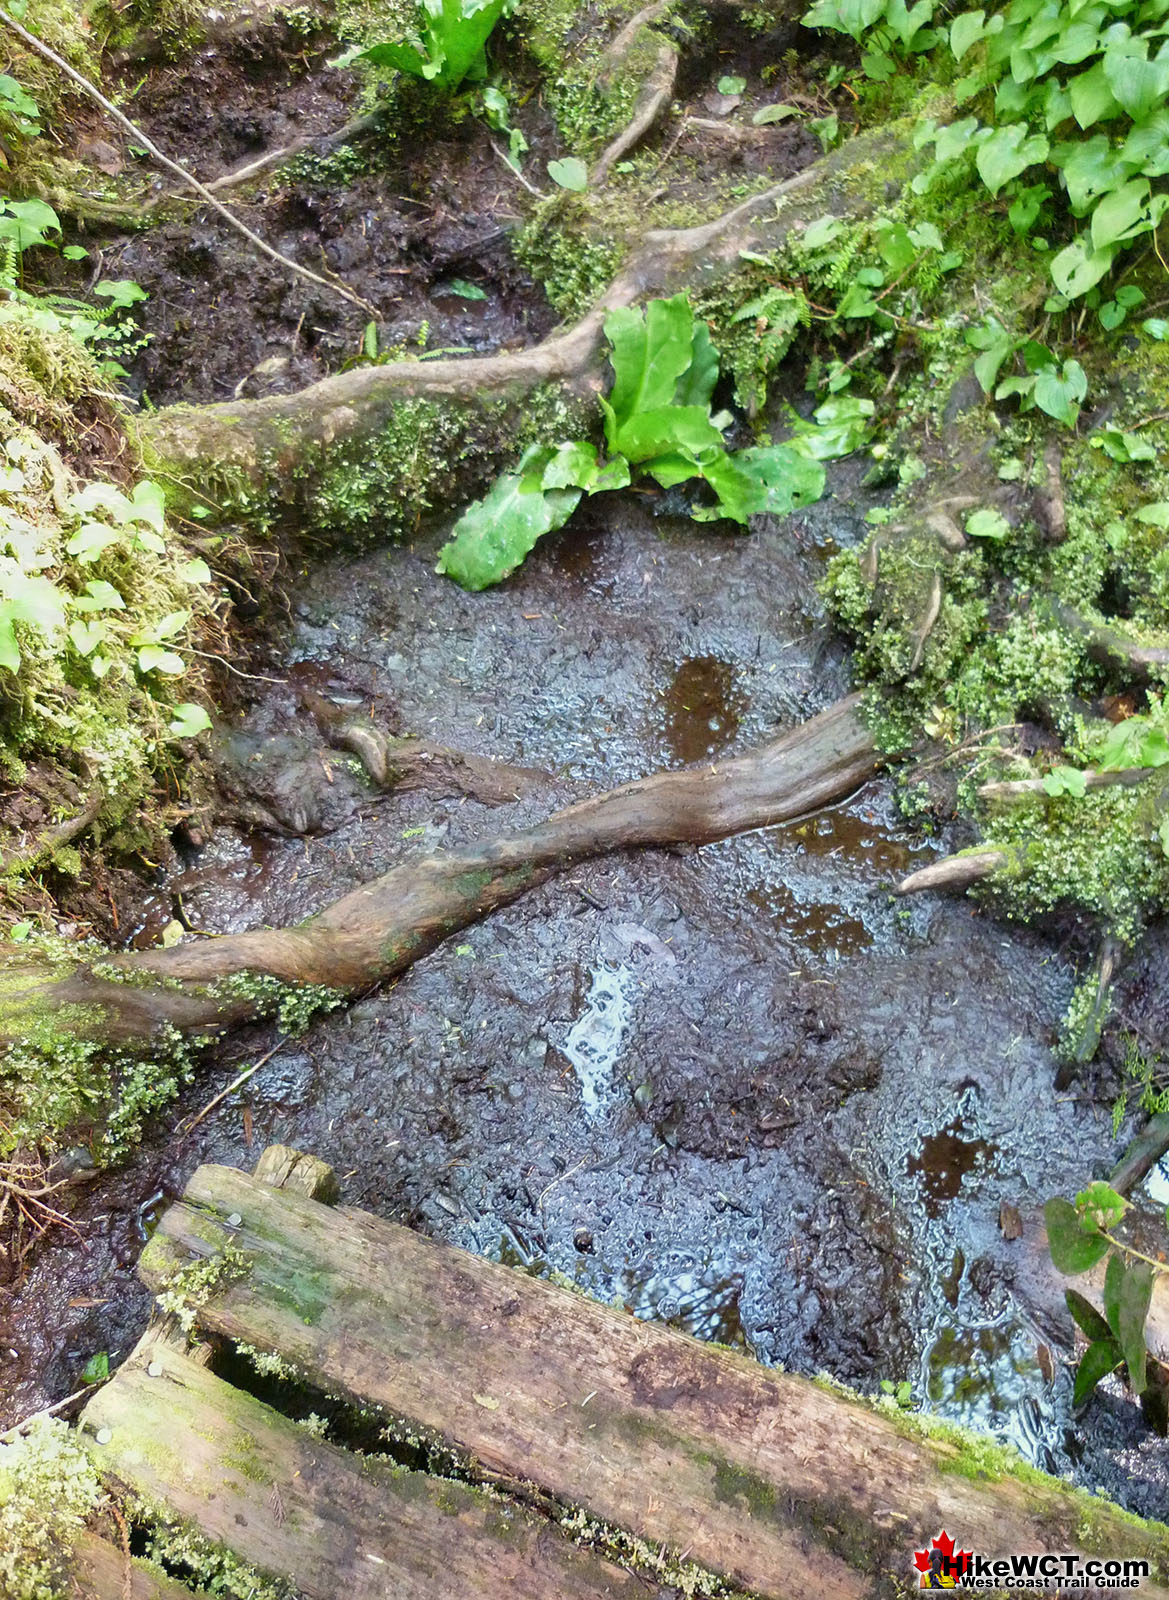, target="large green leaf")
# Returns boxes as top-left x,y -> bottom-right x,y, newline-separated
801,0 -> 884,42
0,571 -> 66,671
609,405 -> 725,465
354,0 -> 506,89
1115,1260 -> 1154,1392
1073,1337 -> 1123,1405
1065,1288 -> 1114,1344
1045,1196 -> 1111,1274
1104,45 -> 1169,122
1050,235 -> 1116,297
1091,178 -> 1152,248
673,319 -> 720,410
436,462 -> 582,590
604,295 -> 698,433
975,123 -> 1050,194
732,444 -> 826,513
